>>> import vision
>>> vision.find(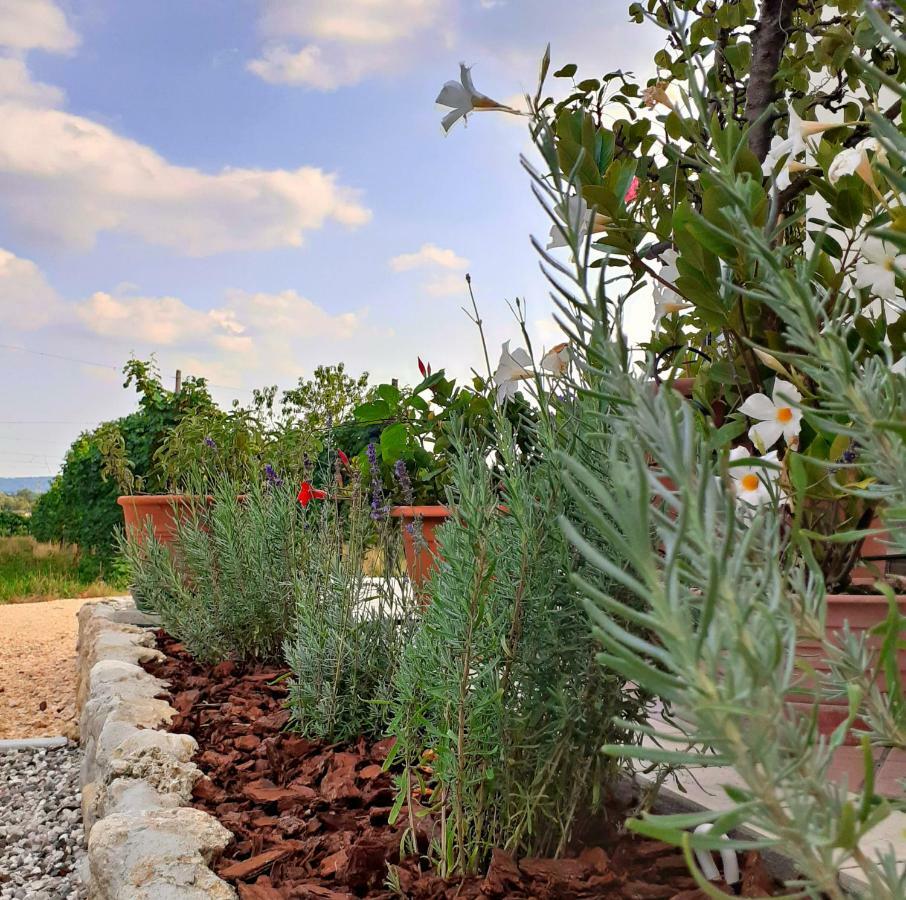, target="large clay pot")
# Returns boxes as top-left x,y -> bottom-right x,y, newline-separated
789,589 -> 906,744
389,505 -> 451,587
117,494 -> 195,546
